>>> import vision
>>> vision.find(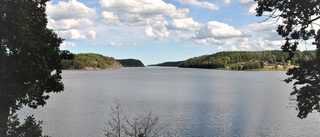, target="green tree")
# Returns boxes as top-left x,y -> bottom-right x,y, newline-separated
255,0 -> 320,118
60,50 -> 74,60
0,0 -> 63,135
7,114 -> 48,137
